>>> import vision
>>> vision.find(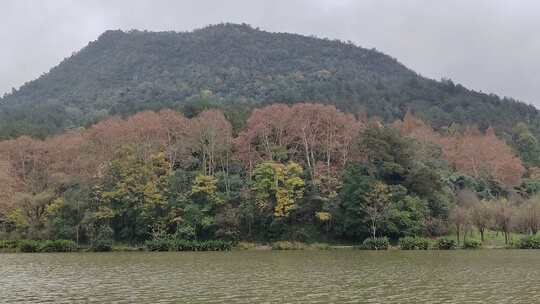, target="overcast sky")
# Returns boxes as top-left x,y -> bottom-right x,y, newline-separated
2,0 -> 539,106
